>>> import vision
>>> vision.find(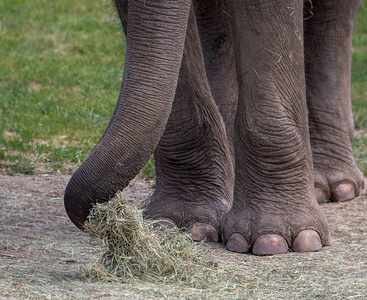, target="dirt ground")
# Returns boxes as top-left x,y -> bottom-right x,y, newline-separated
0,170 -> 366,299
